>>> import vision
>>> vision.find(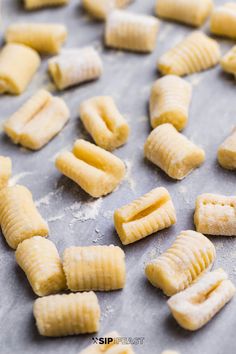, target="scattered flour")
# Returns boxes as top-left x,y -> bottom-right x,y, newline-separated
9,172 -> 34,186
103,210 -> 113,220
69,198 -> 103,223
101,305 -> 114,320
93,228 -> 104,243
35,186 -> 64,207
124,159 -> 136,192
47,214 -> 65,222
177,185 -> 190,204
